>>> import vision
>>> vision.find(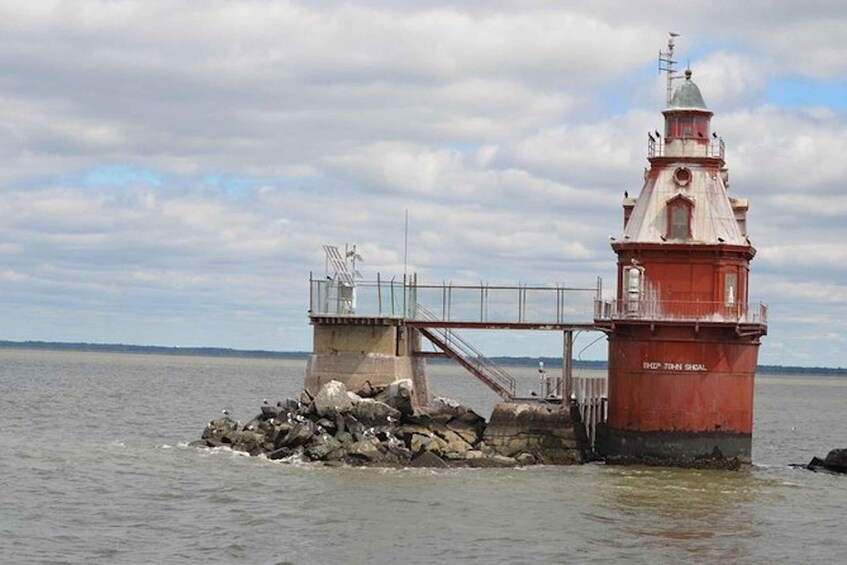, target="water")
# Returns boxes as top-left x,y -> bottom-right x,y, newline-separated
2,349 -> 846,564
